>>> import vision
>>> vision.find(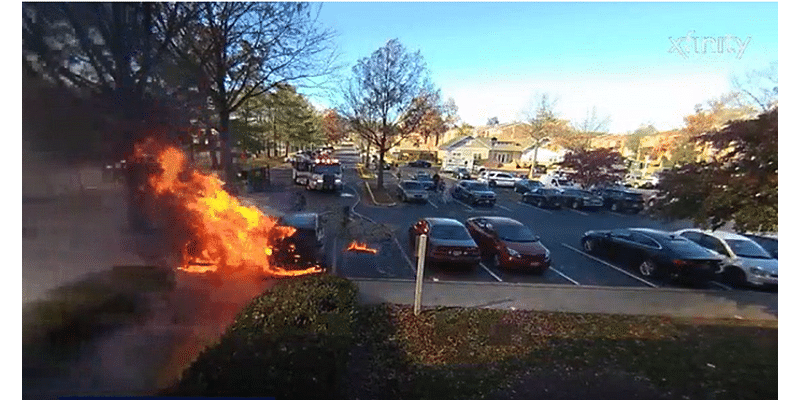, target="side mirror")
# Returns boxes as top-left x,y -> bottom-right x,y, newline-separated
534,235 -> 541,242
